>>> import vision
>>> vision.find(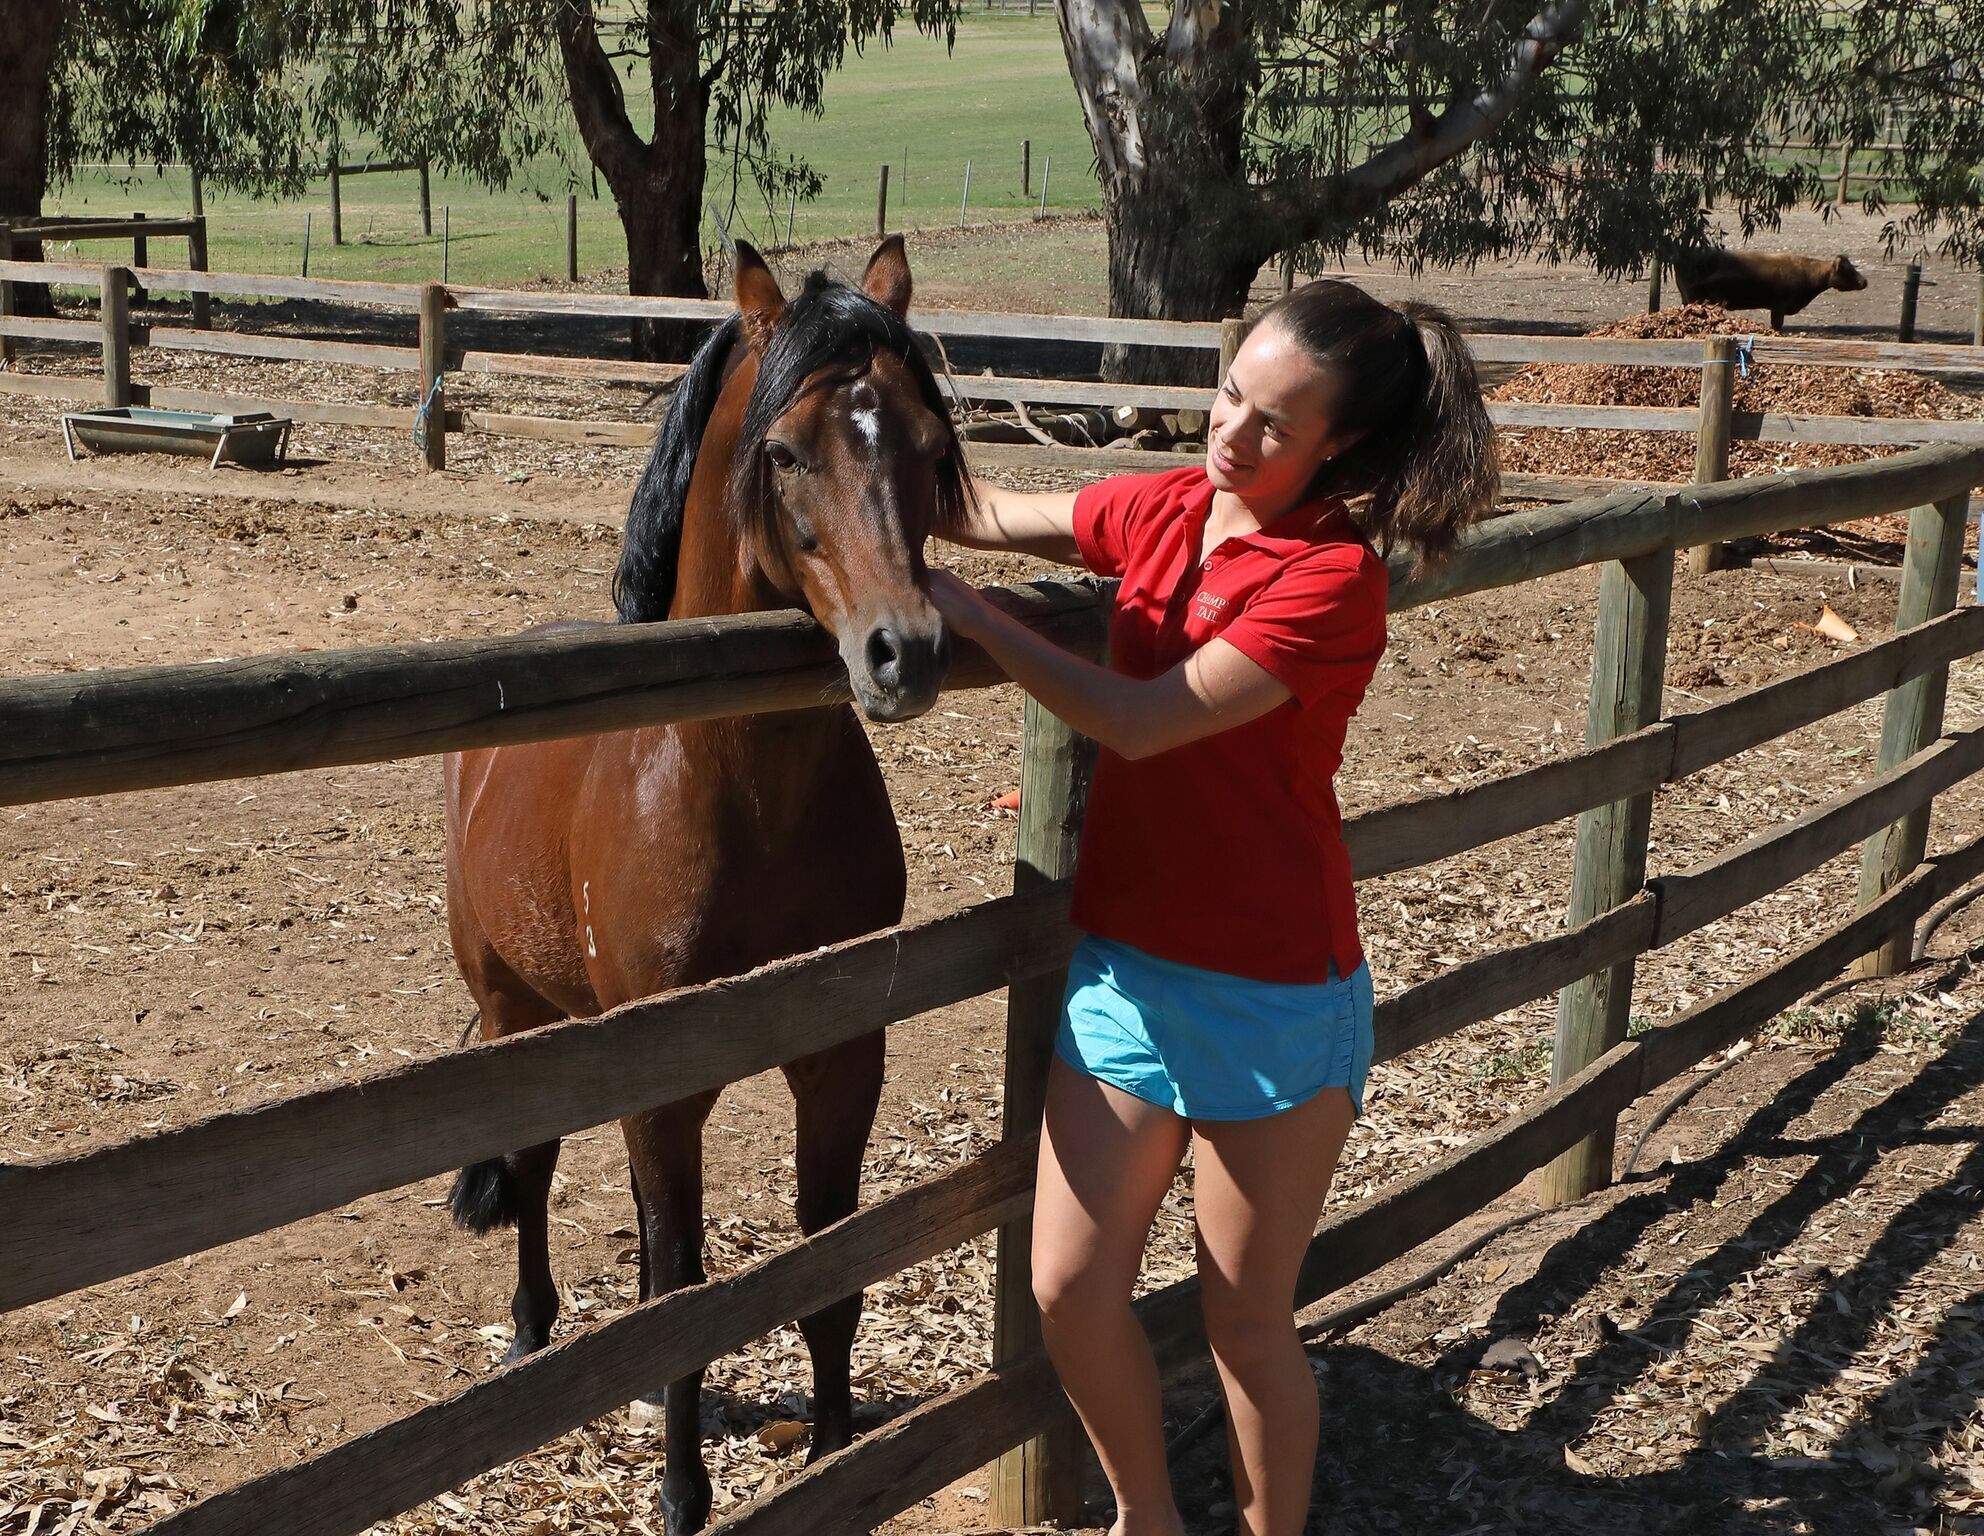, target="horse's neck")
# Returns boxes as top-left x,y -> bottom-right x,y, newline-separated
662,478 -> 852,805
